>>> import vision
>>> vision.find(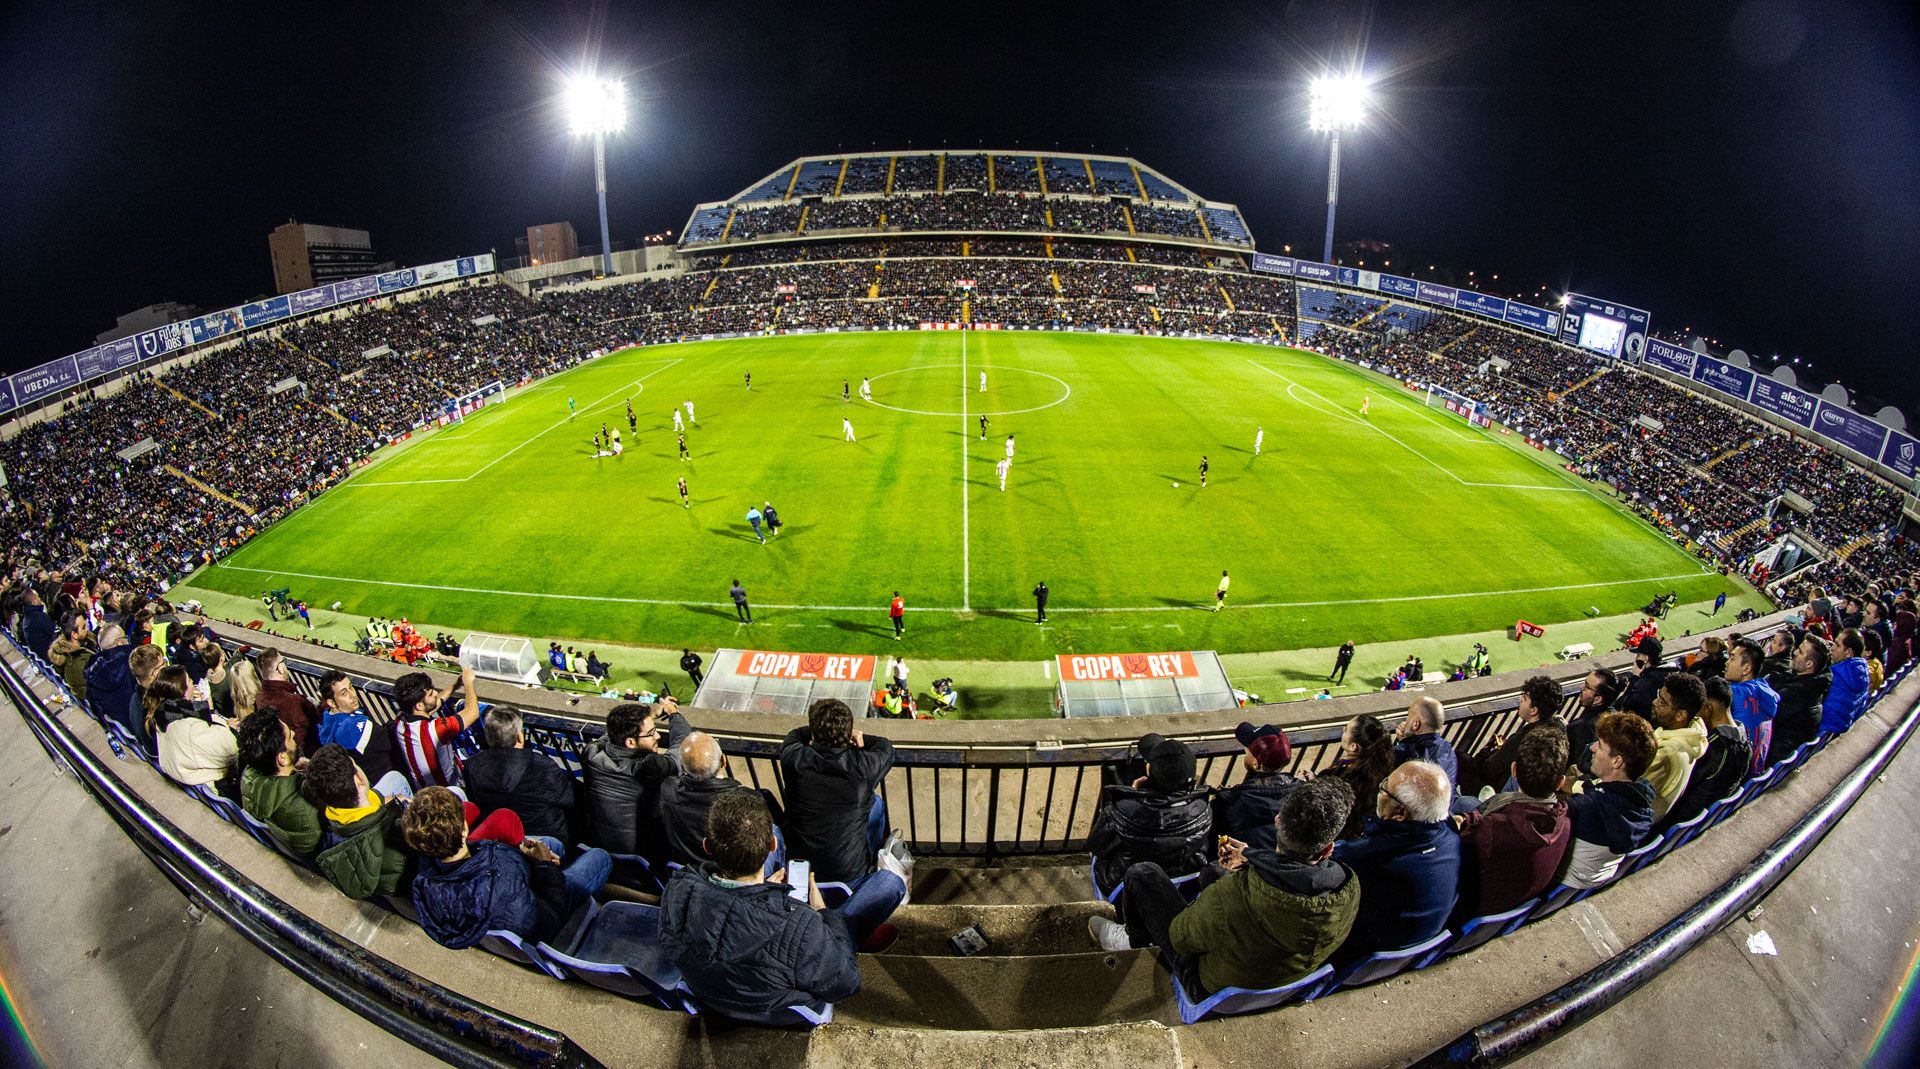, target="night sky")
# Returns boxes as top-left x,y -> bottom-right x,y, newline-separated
3,1 -> 1917,410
